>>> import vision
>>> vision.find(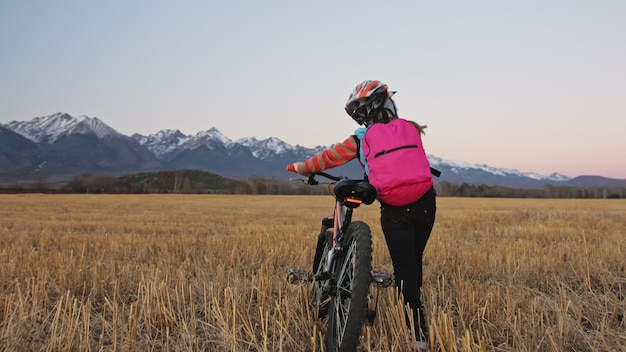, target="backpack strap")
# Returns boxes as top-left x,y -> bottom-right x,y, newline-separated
351,134 -> 360,154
